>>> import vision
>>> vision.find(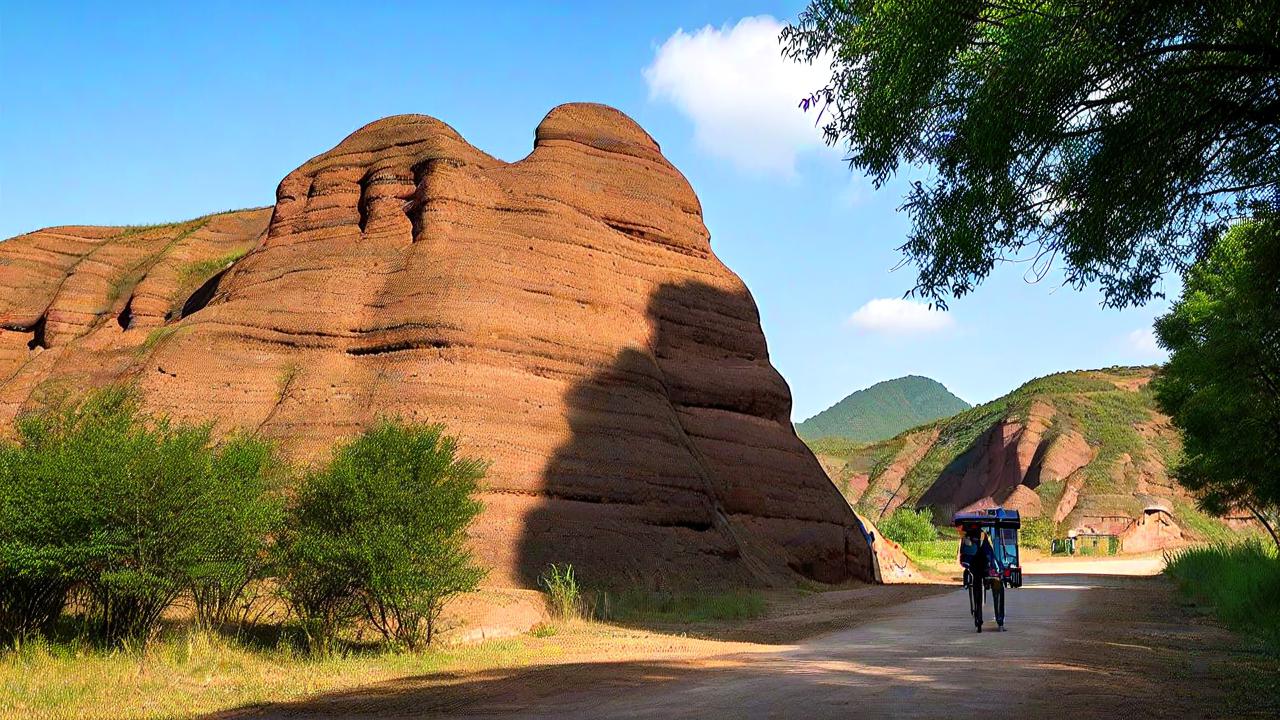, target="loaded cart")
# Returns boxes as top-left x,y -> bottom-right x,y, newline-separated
953,507 -> 1023,631
954,507 -> 1023,587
